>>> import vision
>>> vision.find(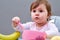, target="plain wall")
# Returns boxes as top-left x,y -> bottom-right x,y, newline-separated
0,0 -> 60,34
